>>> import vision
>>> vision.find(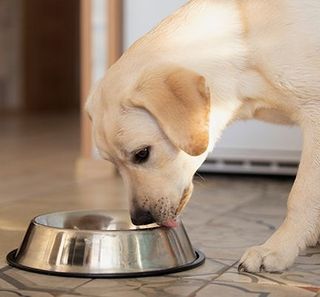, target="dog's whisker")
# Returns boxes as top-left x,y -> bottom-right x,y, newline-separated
195,172 -> 206,183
